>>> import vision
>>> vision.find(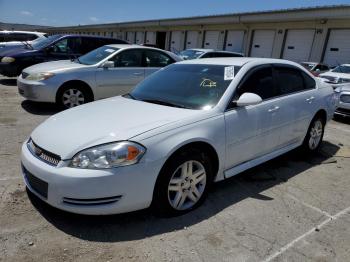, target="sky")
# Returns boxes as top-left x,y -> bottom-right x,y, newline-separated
0,0 -> 349,27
